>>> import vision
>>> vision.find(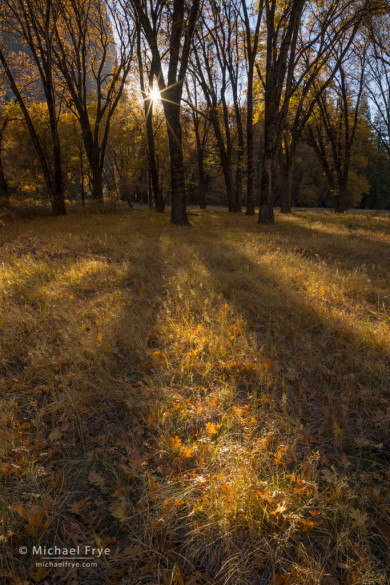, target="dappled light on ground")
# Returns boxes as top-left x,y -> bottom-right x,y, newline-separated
0,210 -> 389,585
